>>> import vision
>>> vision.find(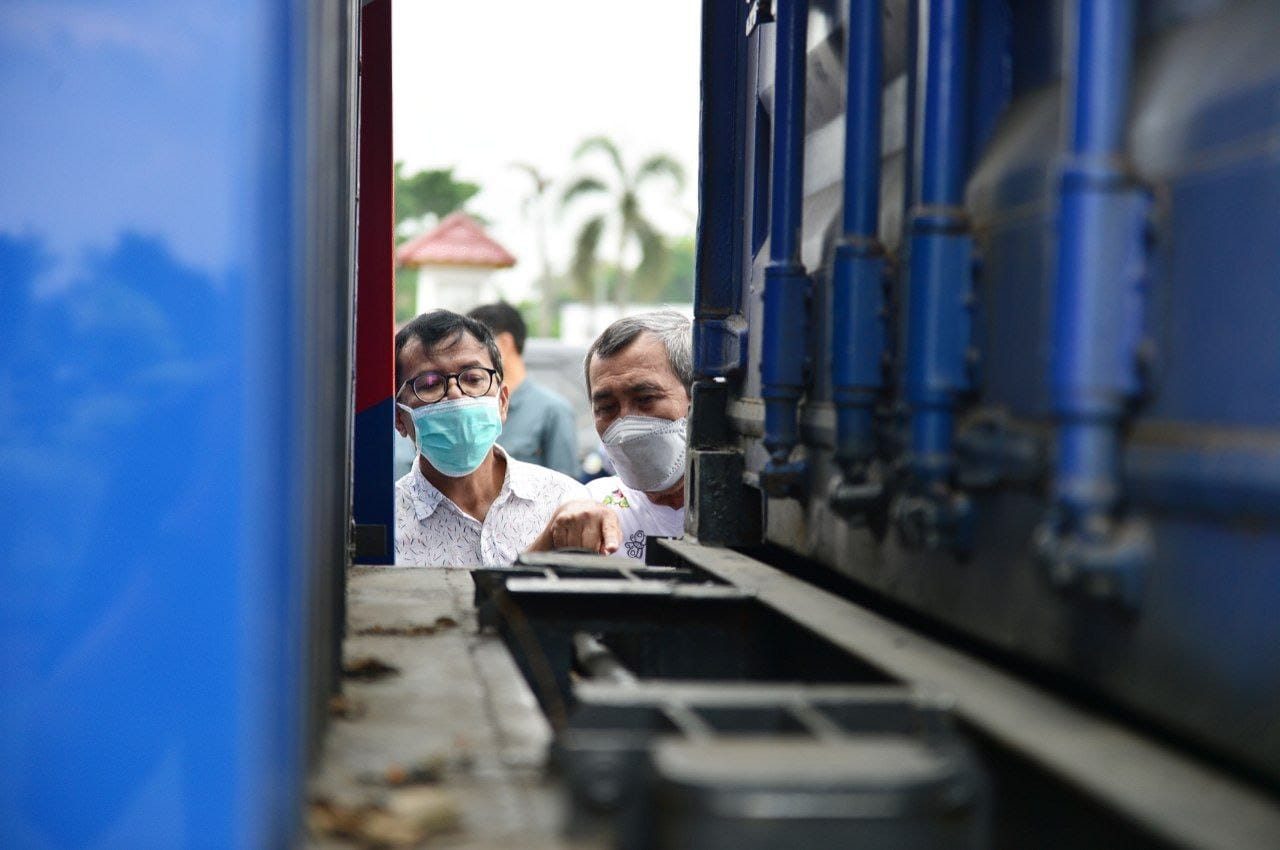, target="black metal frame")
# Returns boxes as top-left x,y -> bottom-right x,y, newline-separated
472,543 -> 1280,849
